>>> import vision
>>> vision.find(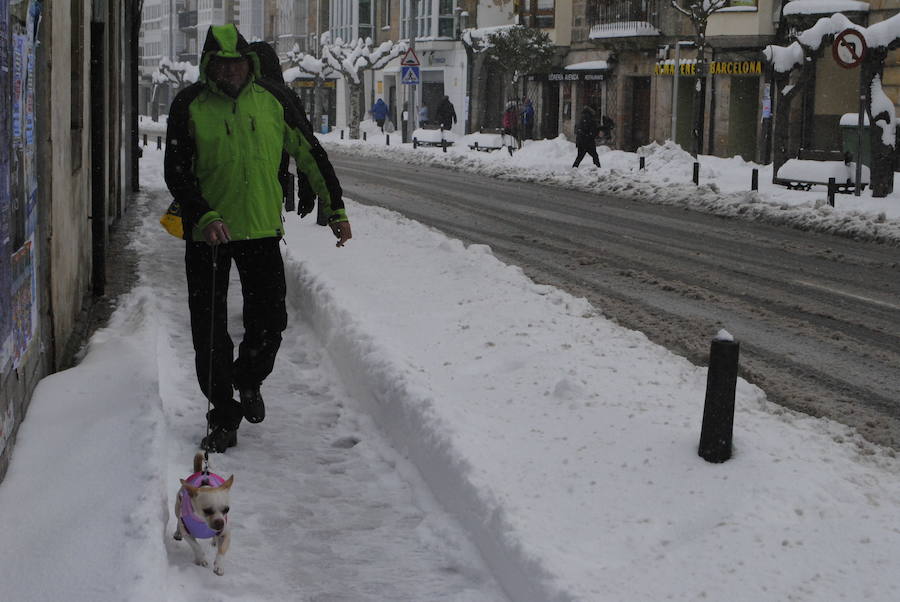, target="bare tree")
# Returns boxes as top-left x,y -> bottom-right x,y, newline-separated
670,0 -> 728,156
